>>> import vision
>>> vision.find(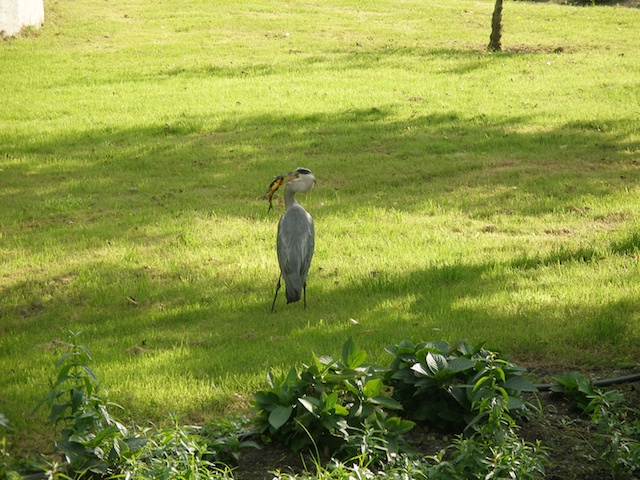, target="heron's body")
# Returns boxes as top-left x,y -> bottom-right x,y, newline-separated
271,168 -> 315,310
278,201 -> 314,303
